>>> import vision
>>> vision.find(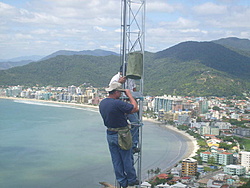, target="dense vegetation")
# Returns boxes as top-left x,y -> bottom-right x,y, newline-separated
0,38 -> 250,97
0,55 -> 120,87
